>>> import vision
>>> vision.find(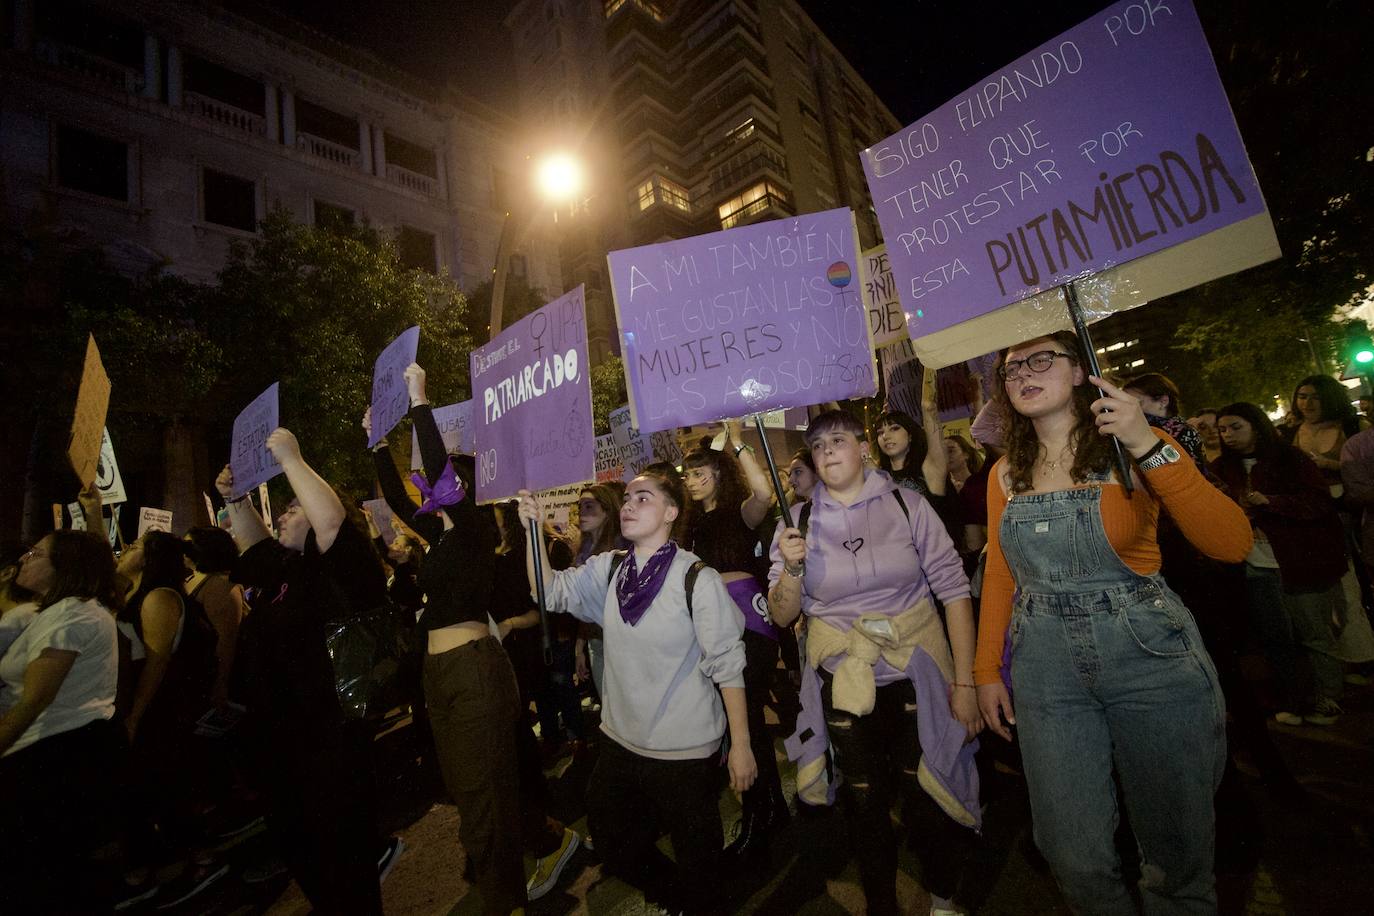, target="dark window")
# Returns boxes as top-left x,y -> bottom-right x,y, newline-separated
397,226 -> 437,273
37,2 -> 142,68
384,133 -> 437,179
203,169 -> 256,231
295,98 -> 358,149
56,125 -> 128,200
508,254 -> 528,278
185,56 -> 264,115
493,168 -> 514,209
314,200 -> 355,230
